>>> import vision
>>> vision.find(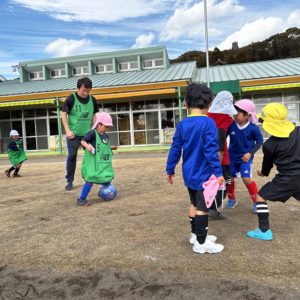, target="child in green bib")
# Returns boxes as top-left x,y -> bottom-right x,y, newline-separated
5,130 -> 27,178
78,112 -> 117,206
